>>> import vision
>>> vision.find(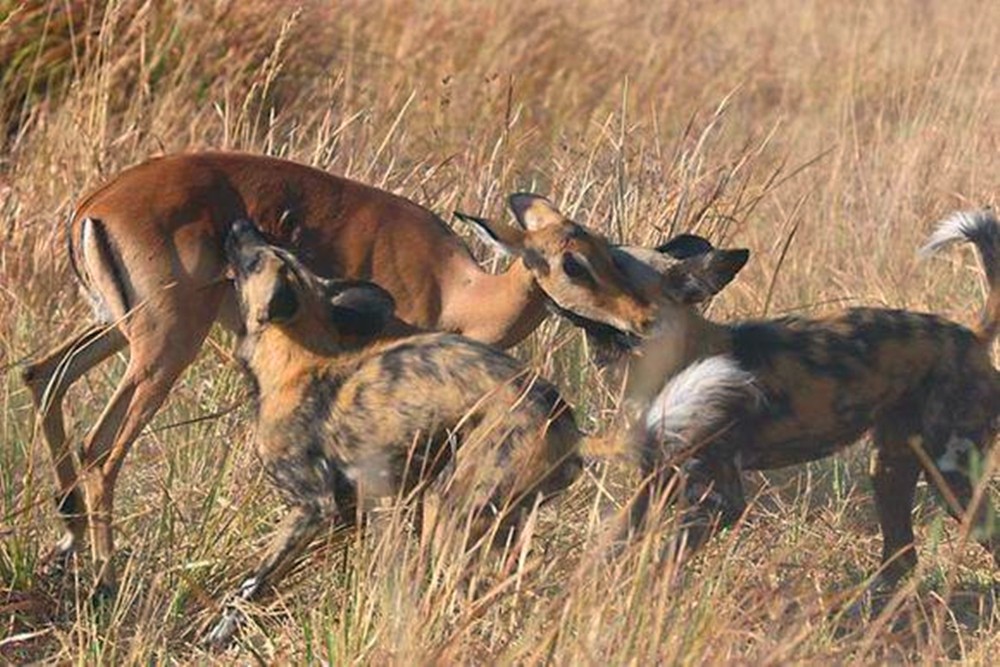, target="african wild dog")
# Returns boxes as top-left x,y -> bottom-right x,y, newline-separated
580,211 -> 1000,584
205,219 -> 584,647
